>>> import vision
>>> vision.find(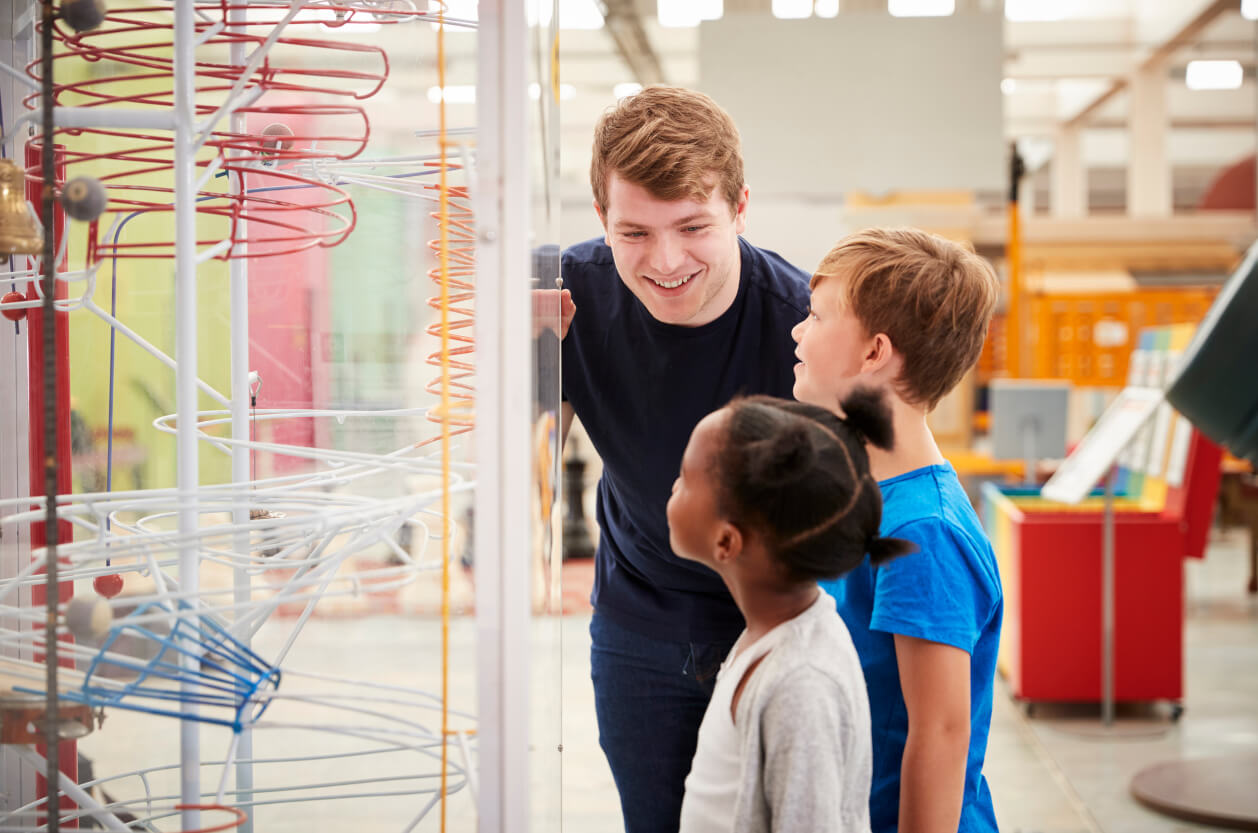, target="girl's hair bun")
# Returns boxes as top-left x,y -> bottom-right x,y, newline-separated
839,387 -> 895,451
868,535 -> 917,566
